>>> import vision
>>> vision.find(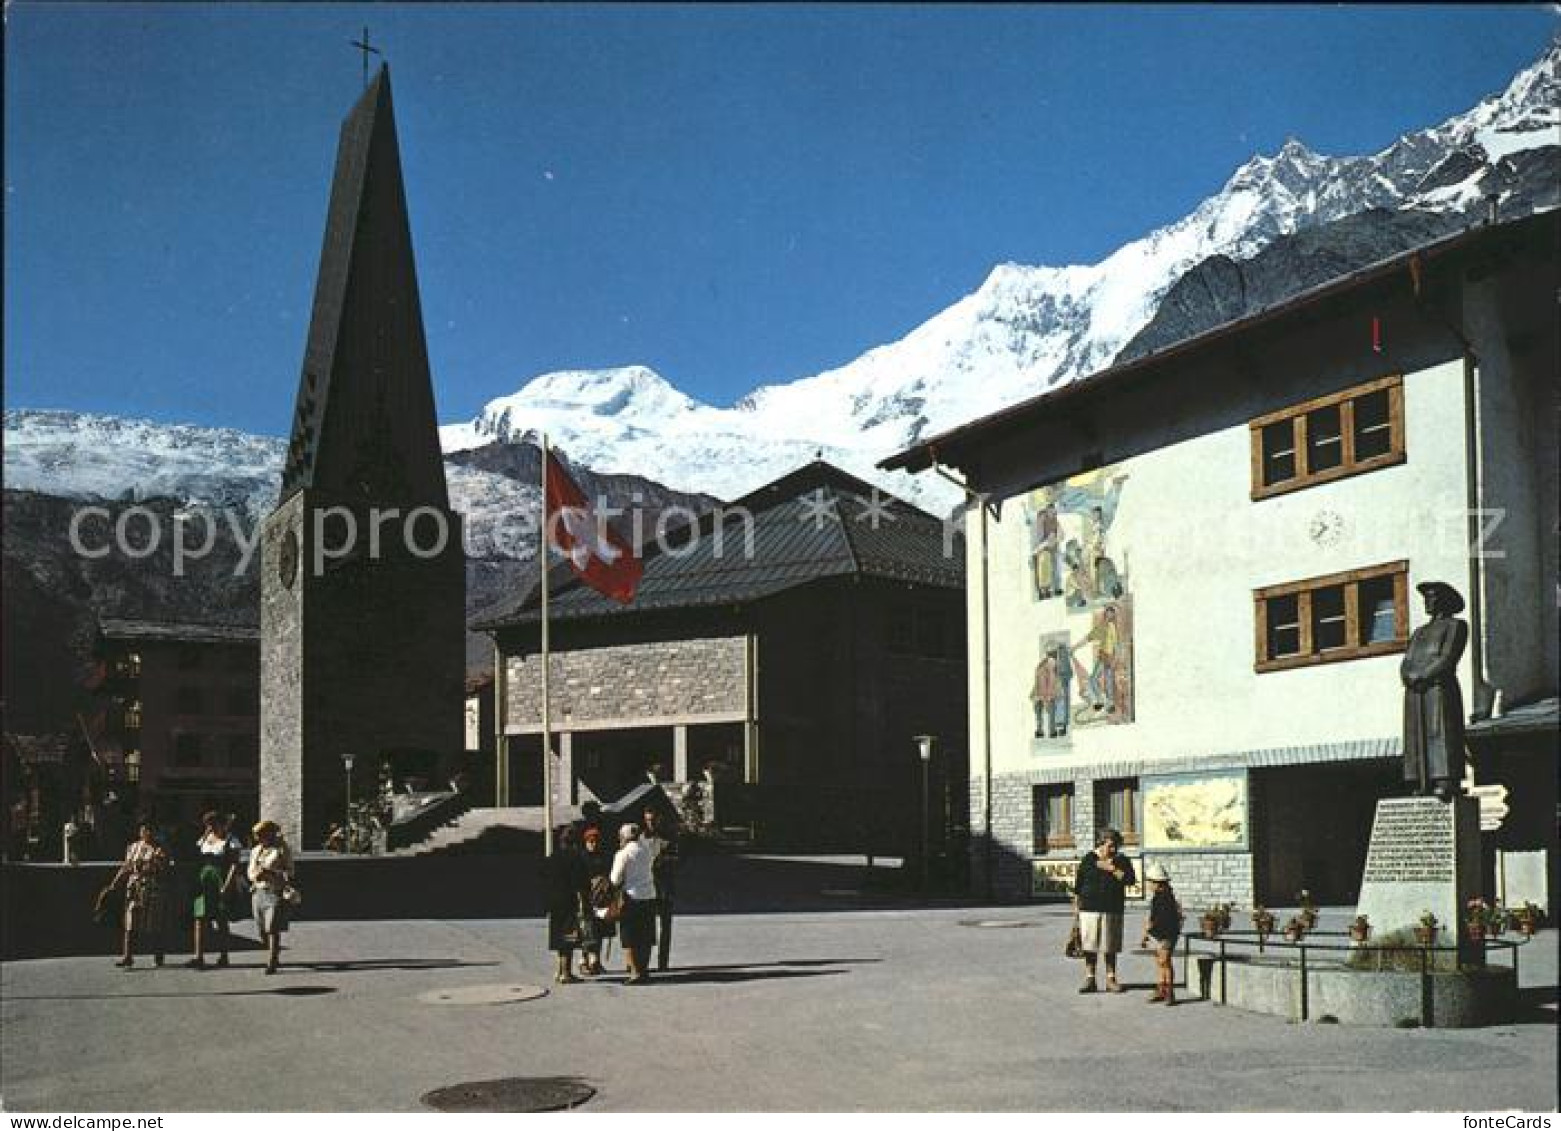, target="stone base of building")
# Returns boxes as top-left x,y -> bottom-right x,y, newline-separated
972,752 -> 1402,909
